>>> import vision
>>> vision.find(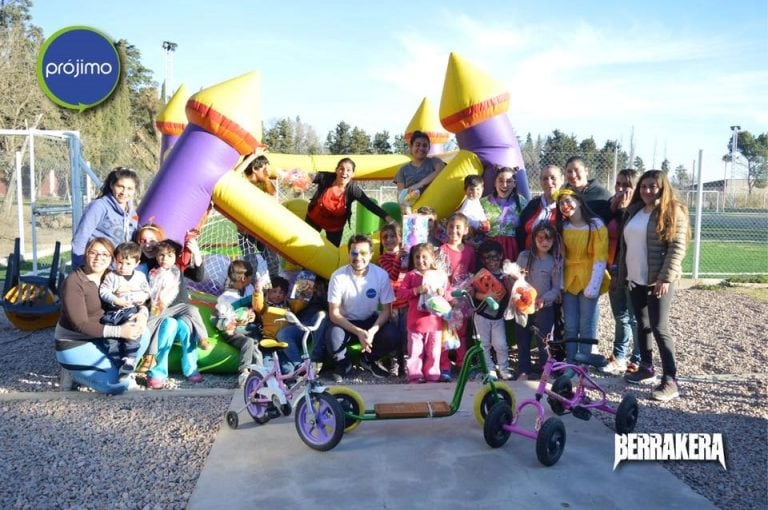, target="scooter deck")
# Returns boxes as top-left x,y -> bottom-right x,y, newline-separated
374,401 -> 452,418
